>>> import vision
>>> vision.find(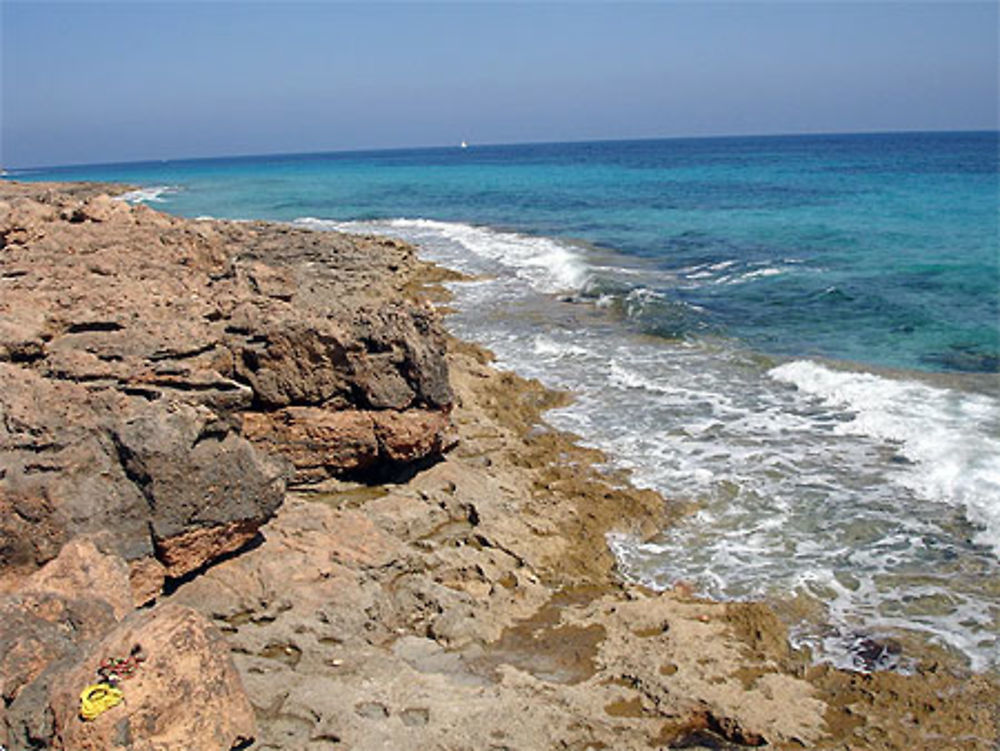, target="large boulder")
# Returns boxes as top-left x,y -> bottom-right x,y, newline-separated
0,539 -> 132,748
112,401 -> 285,577
0,363 -> 283,600
0,366 -> 153,587
4,604 -> 255,751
